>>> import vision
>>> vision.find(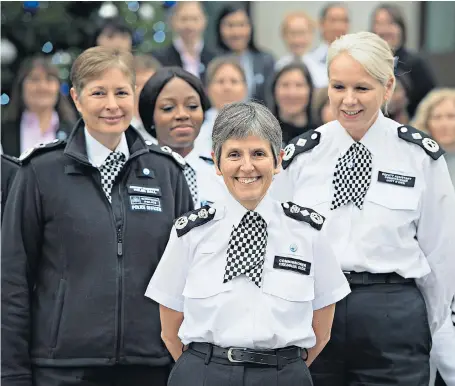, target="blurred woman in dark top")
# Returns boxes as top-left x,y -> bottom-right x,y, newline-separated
269,62 -> 315,145
385,76 -> 411,124
1,55 -> 76,157
215,4 -> 275,103
312,87 -> 335,127
371,3 -> 436,117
